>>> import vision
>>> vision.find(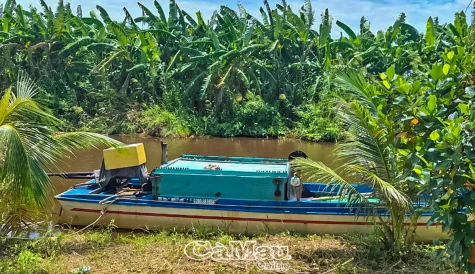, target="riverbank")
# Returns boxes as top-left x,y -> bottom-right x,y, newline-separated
0,227 -> 455,274
71,103 -> 345,143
